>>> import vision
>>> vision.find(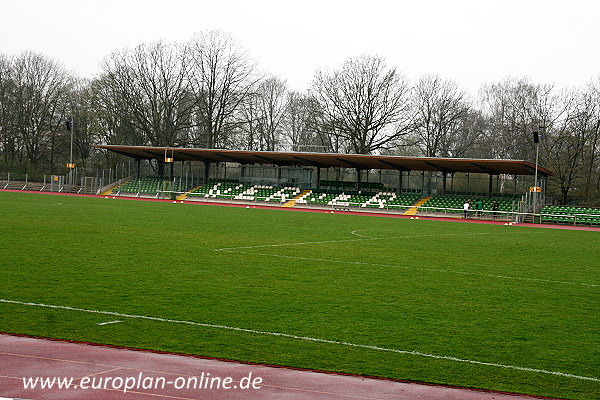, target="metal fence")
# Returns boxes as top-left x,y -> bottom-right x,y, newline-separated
0,168 -> 125,195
